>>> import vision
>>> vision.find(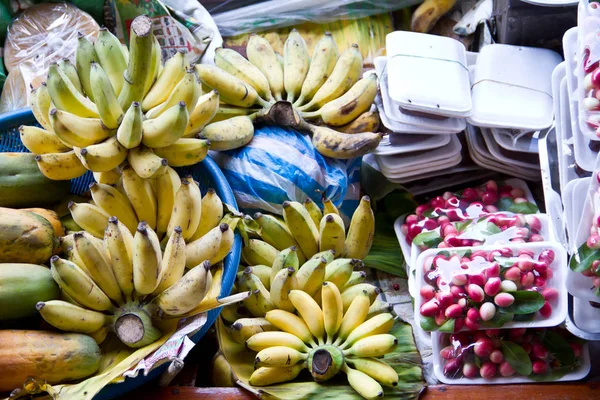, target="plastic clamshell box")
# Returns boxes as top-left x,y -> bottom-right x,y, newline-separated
491,129 -> 539,154
414,242 -> 568,333
481,128 -> 540,170
468,44 -> 562,131
375,93 -> 454,134
385,32 -> 472,118
431,331 -> 591,385
373,133 -> 451,156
